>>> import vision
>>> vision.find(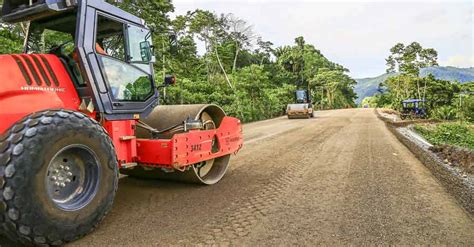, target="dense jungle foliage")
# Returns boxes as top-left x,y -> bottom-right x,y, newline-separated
0,0 -> 357,122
